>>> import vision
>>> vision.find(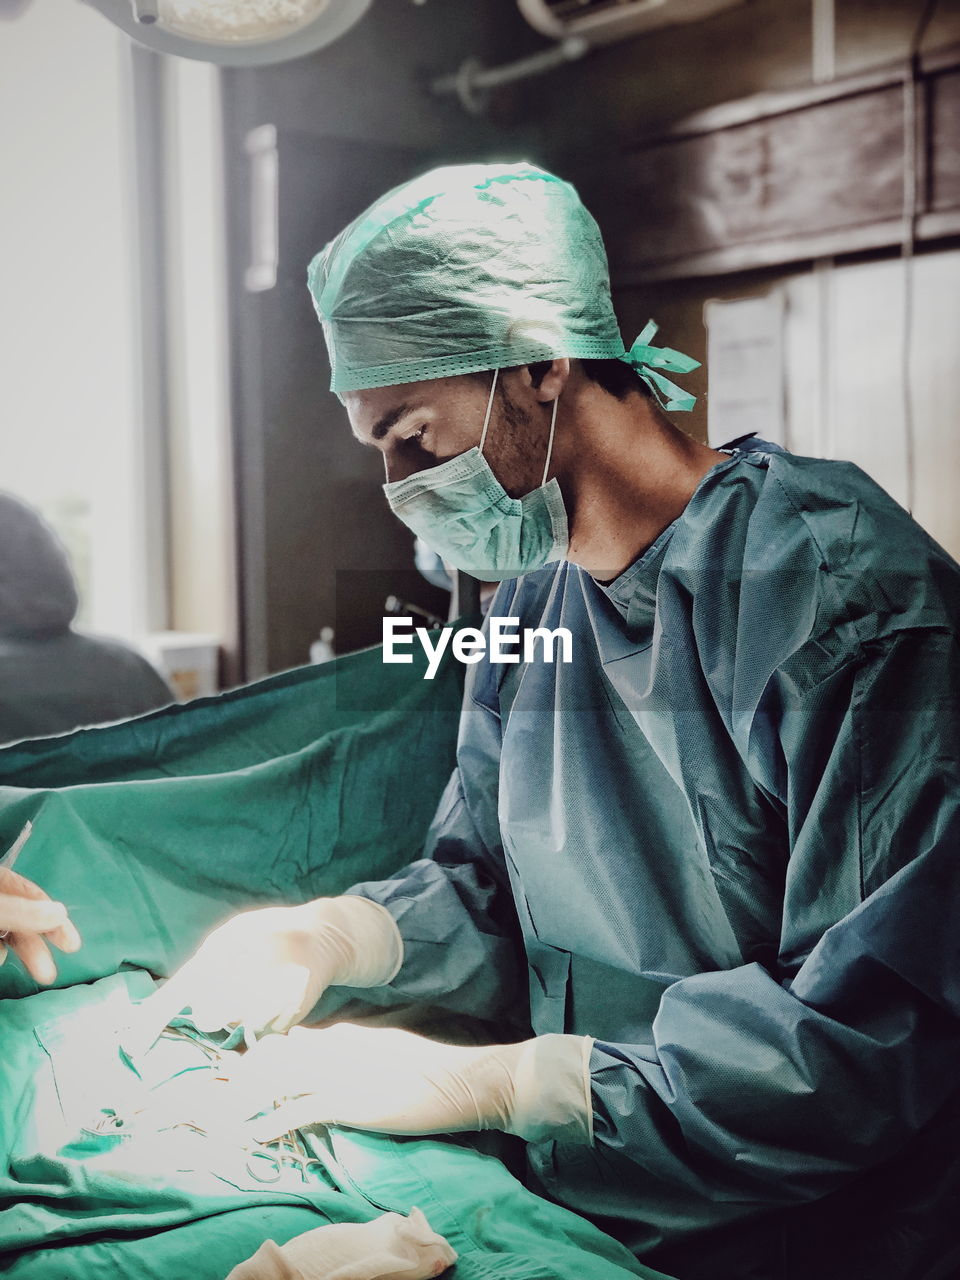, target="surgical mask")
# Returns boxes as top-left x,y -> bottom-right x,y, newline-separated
382,370 -> 569,583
